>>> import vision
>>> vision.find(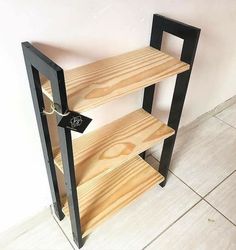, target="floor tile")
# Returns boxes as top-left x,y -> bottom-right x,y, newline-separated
216,103 -> 236,128
0,209 -> 73,250
206,171 -> 236,224
146,200 -> 236,250
169,117 -> 236,196
55,158 -> 200,250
